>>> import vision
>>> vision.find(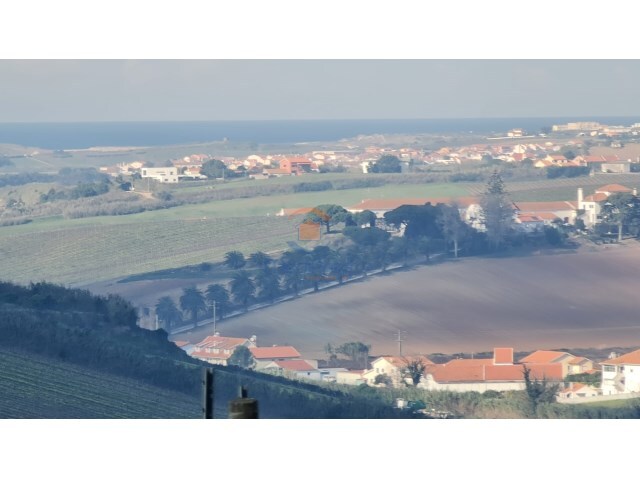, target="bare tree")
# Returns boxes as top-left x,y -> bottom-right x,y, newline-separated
402,357 -> 427,387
